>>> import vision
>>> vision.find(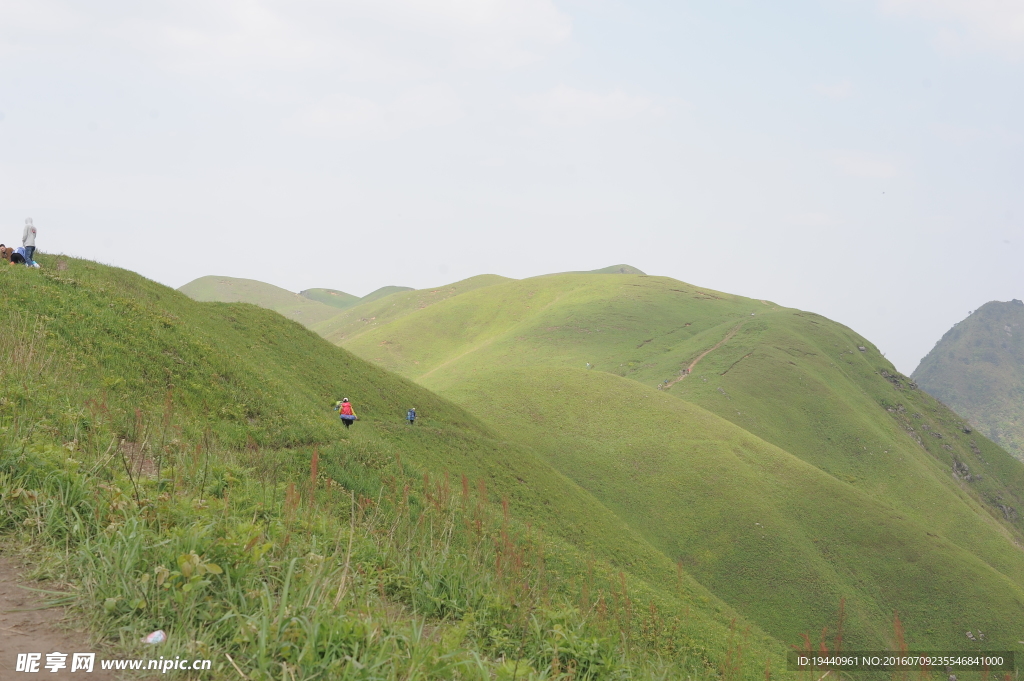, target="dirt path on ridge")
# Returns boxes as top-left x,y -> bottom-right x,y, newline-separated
663,321 -> 746,389
0,555 -> 115,679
